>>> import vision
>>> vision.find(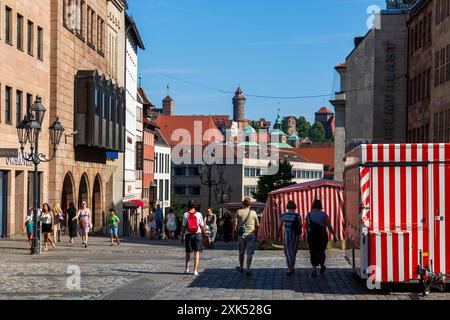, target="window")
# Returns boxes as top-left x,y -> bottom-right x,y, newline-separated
164,180 -> 169,201
37,27 -> 43,60
17,14 -> 23,50
27,20 -> 34,56
5,7 -> 12,44
97,17 -> 104,54
435,44 -> 450,87
16,91 -> 22,124
76,0 -> 84,38
244,186 -> 257,197
5,87 -> 12,124
190,186 -> 201,196
434,108 -> 450,142
159,179 -> 164,201
174,186 -> 186,196
26,94 -> 33,115
436,0 -> 450,25
86,6 -> 95,47
155,153 -> 159,173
